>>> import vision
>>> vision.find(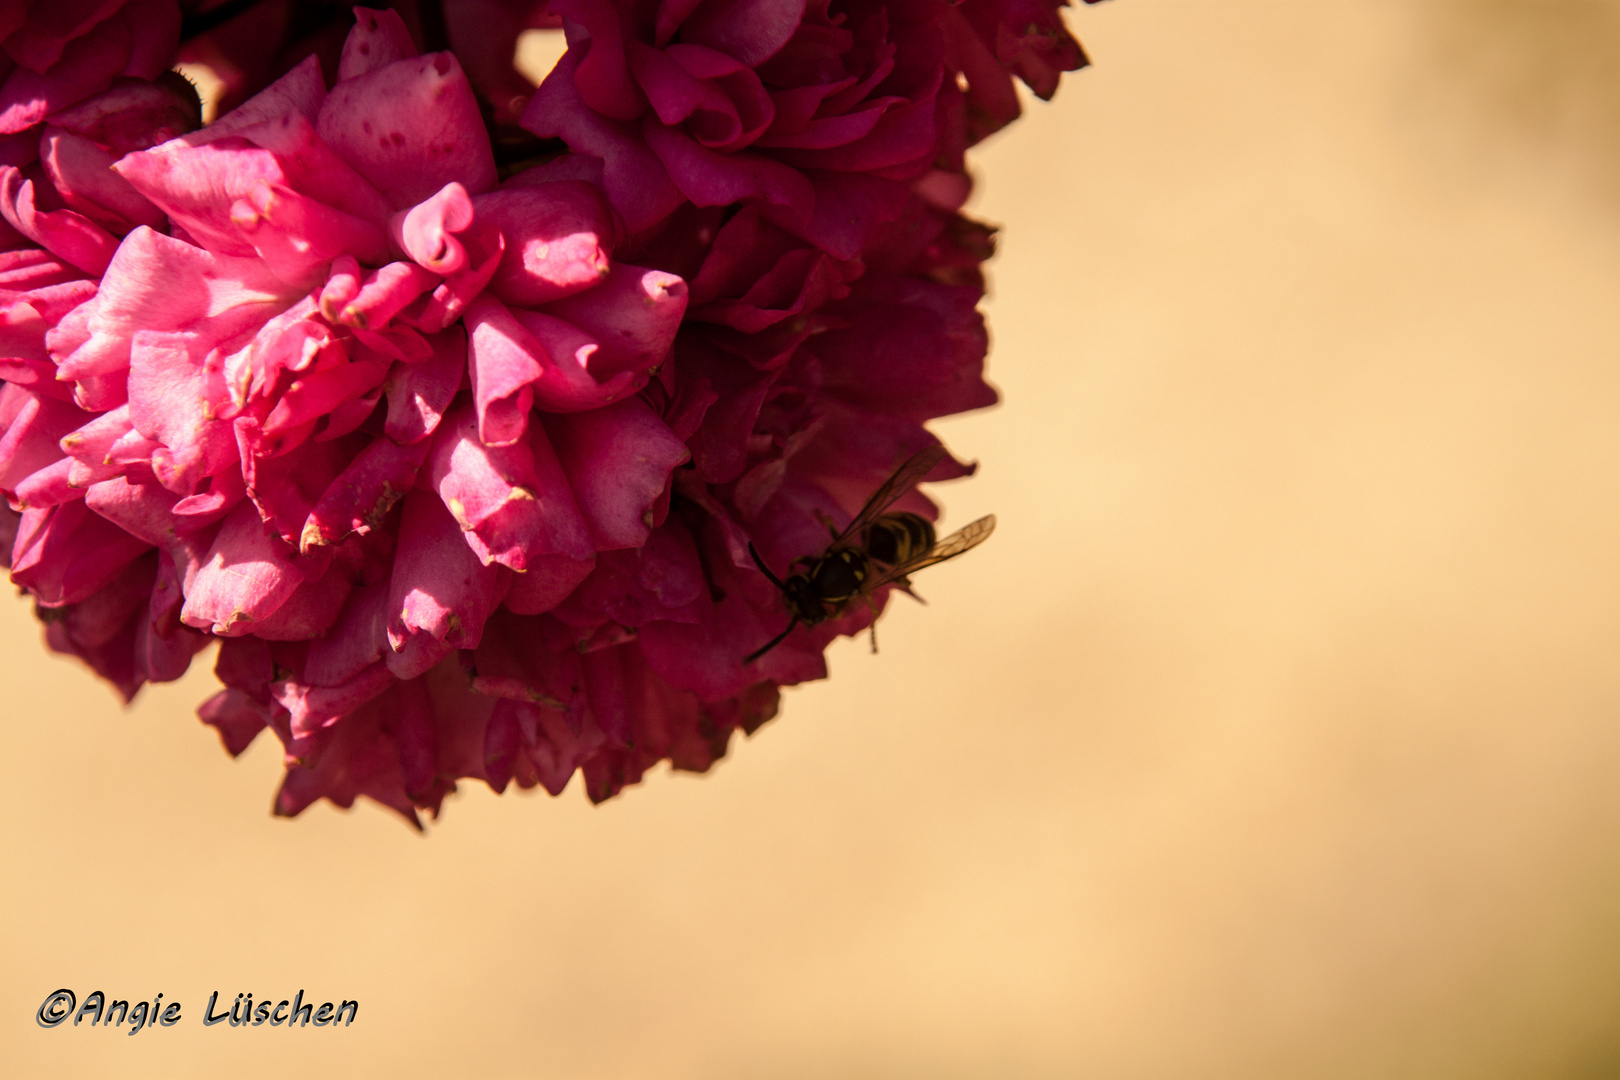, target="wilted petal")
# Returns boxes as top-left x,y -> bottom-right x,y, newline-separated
198,687 -> 271,756
522,50 -> 684,235
258,353 -> 390,443
237,425 -> 353,545
136,545 -> 207,684
274,660 -> 394,738
553,519 -> 706,627
323,257 -> 438,329
402,220 -> 502,332
642,121 -> 814,225
169,465 -> 244,533
499,305 -> 645,413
